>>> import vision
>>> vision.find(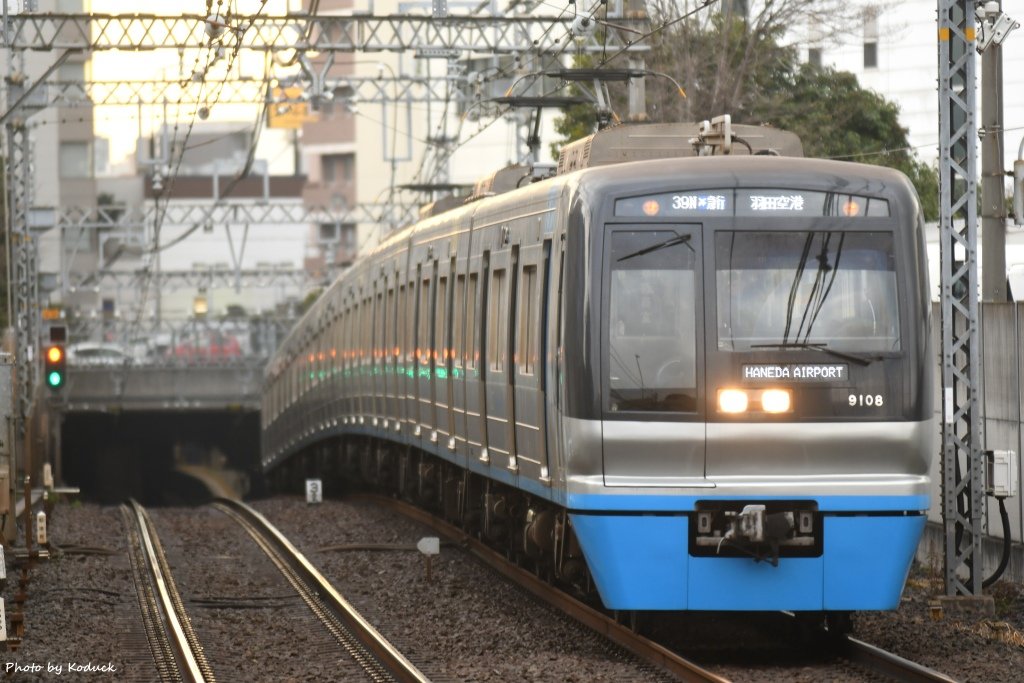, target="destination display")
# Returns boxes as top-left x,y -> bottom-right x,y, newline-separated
741,363 -> 849,383
614,189 -> 889,218
614,191 -> 731,217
